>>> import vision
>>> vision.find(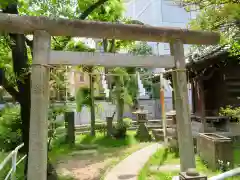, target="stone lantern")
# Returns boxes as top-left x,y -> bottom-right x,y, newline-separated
133,106 -> 151,141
